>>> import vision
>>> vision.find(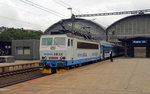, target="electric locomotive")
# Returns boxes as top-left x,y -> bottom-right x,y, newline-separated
40,33 -> 101,73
